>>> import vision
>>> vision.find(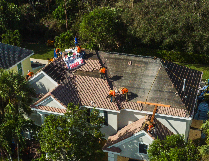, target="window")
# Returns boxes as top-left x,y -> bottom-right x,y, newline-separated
100,110 -> 108,126
17,62 -> 22,75
86,108 -> 108,126
139,143 -> 148,154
